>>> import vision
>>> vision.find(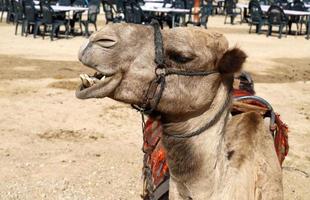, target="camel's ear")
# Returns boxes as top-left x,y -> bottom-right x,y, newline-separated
217,48 -> 247,74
